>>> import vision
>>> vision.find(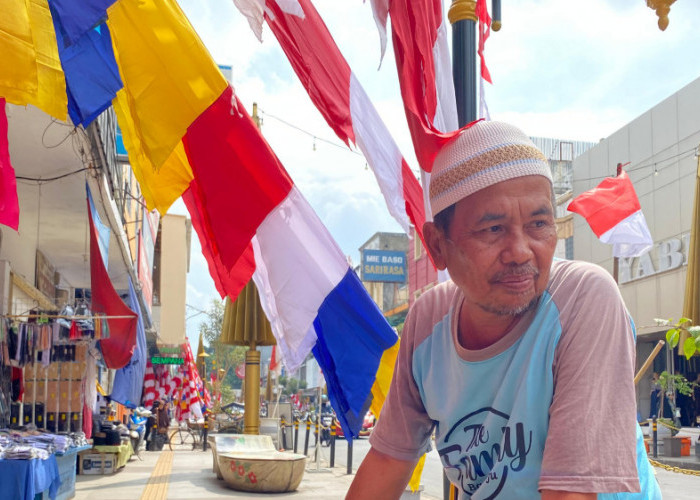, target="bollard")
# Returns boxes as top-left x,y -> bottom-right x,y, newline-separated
202,418 -> 209,451
346,438 -> 353,475
314,415 -> 319,446
330,419 -> 336,467
652,417 -> 658,458
294,418 -> 300,453
304,416 -> 311,456
147,422 -> 158,451
280,416 -> 288,450
443,472 -> 458,499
